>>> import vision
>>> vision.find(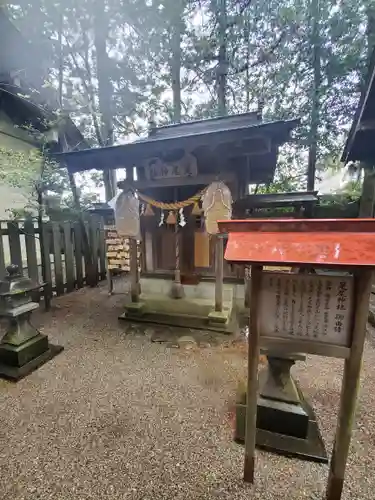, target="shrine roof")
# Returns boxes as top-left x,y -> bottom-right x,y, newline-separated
53,114 -> 299,174
219,218 -> 375,268
144,111 -> 260,139
342,47 -> 375,163
233,191 -> 318,210
0,8 -> 87,150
